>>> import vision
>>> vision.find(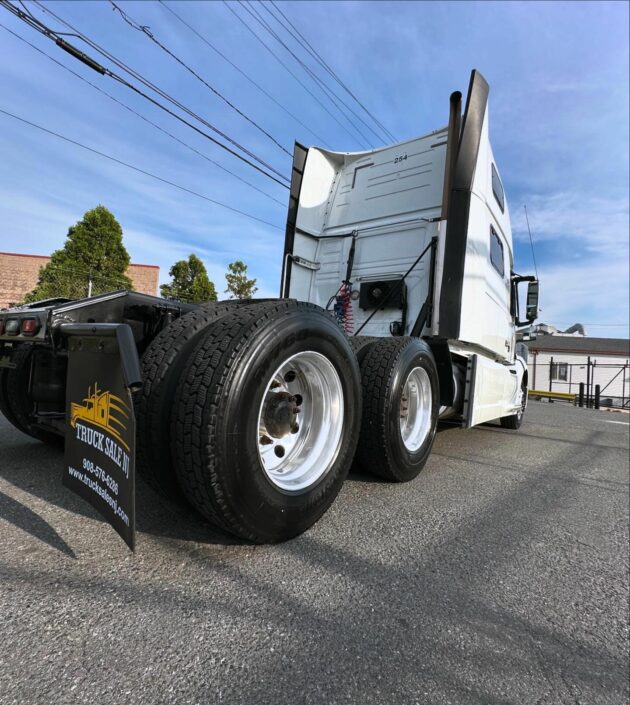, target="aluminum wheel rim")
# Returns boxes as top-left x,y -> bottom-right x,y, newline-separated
399,366 -> 432,452
257,351 -> 344,493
